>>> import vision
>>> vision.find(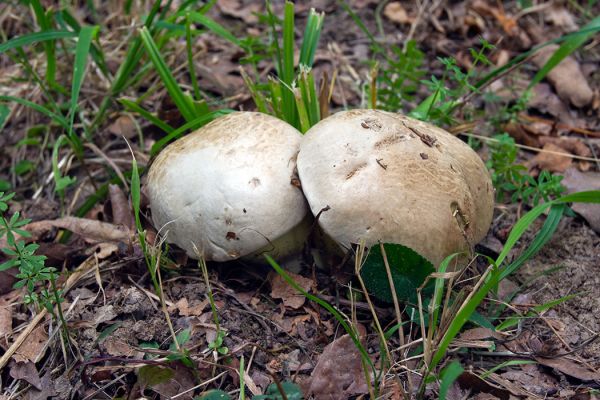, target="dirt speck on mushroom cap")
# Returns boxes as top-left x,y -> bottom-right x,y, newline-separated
297,109 -> 494,266
147,112 -> 308,261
